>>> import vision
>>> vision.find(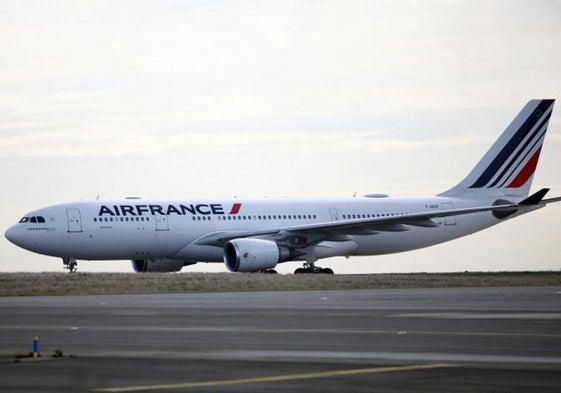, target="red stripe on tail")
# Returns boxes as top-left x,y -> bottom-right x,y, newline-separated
506,146 -> 542,188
